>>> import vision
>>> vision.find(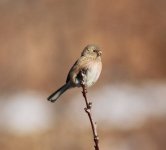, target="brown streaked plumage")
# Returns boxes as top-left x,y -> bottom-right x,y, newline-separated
47,44 -> 102,102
